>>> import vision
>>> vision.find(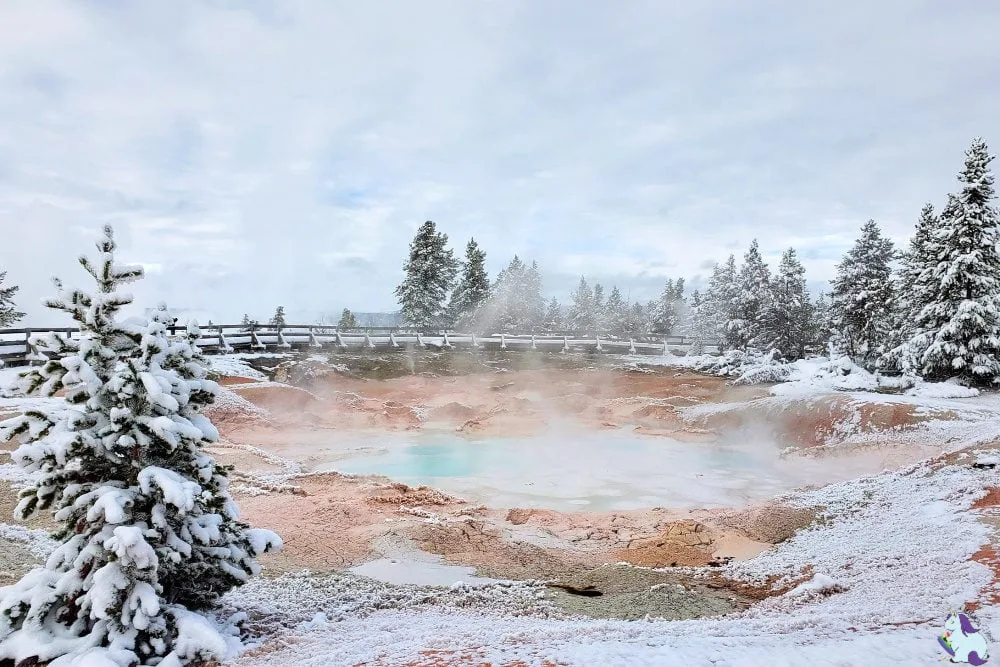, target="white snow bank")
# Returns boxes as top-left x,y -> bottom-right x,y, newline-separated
907,379 -> 981,399
785,572 -> 845,597
208,356 -> 268,381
